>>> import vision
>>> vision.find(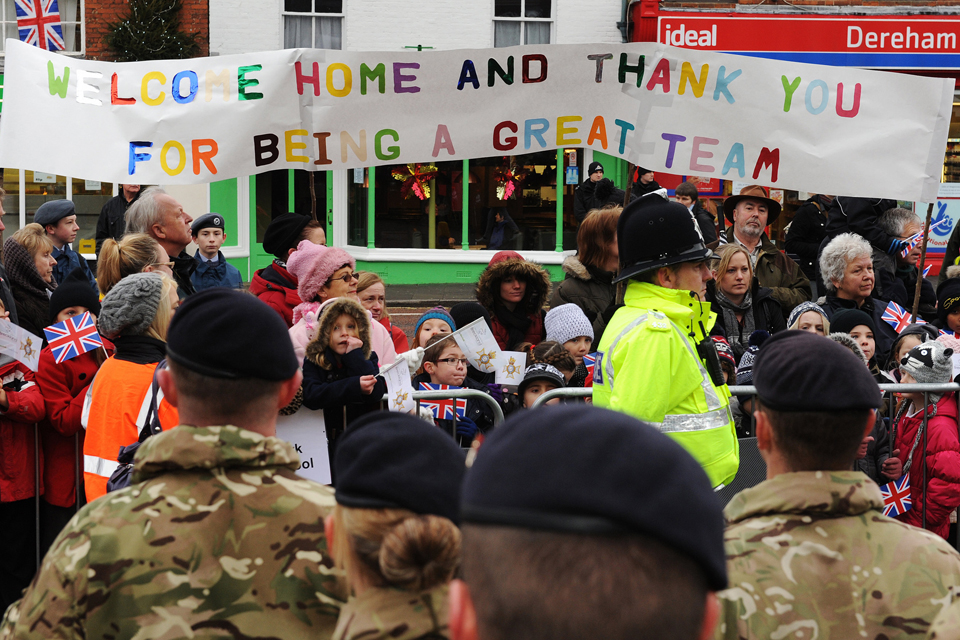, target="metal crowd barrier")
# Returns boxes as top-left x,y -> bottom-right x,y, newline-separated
380,388 -> 506,440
